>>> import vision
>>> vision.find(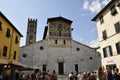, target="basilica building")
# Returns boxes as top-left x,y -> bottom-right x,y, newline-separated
19,16 -> 101,75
